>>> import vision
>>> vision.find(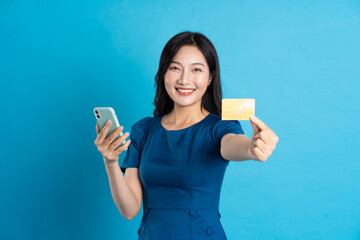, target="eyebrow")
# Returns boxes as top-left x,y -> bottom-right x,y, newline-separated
170,60 -> 205,67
